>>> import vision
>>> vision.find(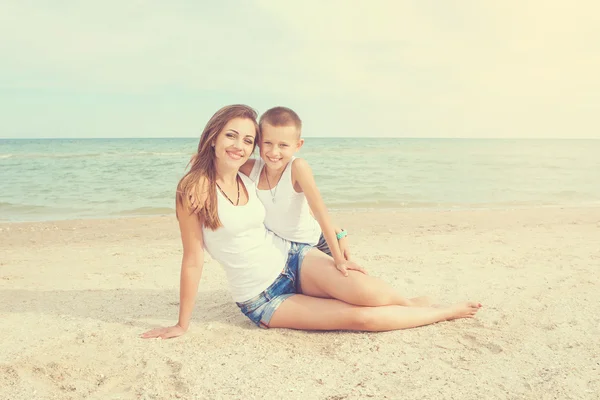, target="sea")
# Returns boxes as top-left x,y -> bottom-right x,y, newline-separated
1,138 -> 599,222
